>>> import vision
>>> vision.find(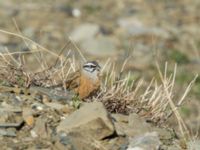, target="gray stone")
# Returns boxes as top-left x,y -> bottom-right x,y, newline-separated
0,128 -> 16,137
118,17 -> 169,38
31,102 -> 46,111
70,23 -> 100,42
45,102 -> 66,110
81,36 -> 118,57
57,102 -> 114,140
128,132 -> 161,150
31,117 -> 51,139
